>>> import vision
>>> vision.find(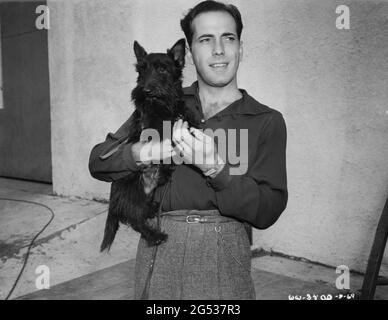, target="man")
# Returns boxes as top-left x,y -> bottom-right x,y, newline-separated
89,0 -> 287,300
